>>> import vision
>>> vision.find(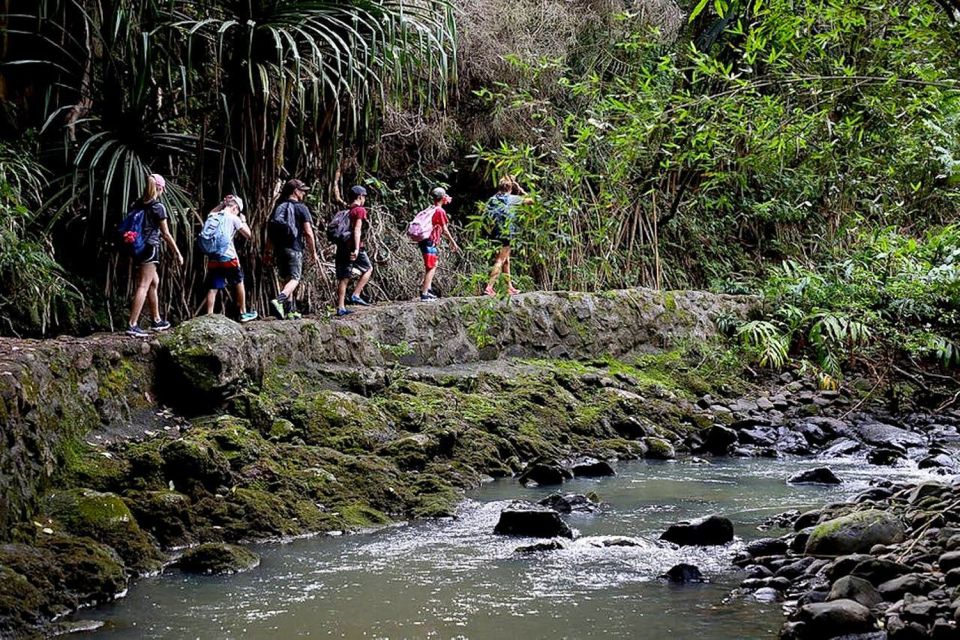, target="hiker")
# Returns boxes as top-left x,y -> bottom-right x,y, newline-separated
333,185 -> 374,316
409,187 -> 459,301
199,195 -> 258,323
265,178 -> 320,319
484,175 -> 531,296
123,173 -> 184,337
